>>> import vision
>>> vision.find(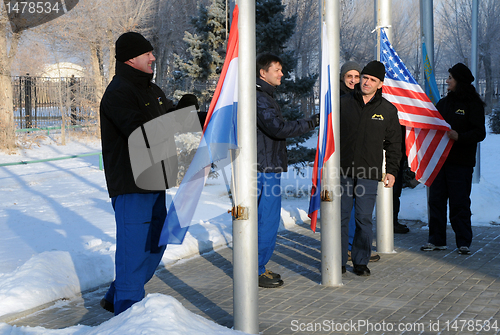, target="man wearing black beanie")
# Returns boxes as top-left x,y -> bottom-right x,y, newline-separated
99,32 -> 175,315
339,60 -> 401,276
